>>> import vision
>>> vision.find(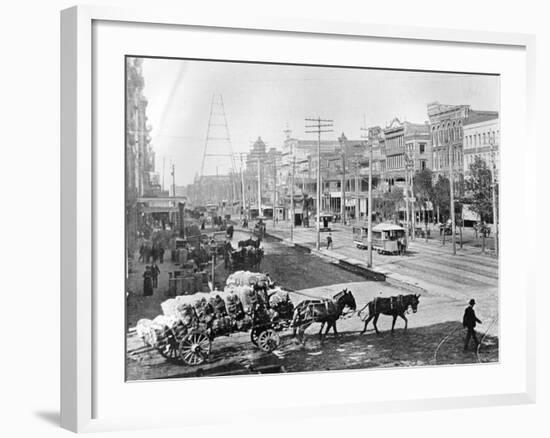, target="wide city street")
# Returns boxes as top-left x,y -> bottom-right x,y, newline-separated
126,228 -> 498,380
